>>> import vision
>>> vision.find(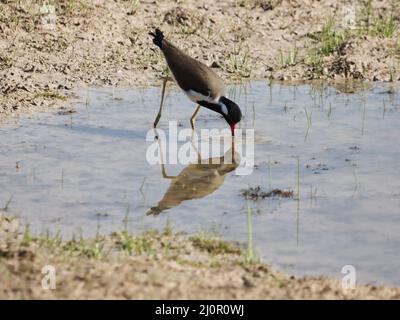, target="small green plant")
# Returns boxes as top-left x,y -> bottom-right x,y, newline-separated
222,44 -> 251,78
190,231 -> 241,255
139,177 -> 147,198
306,49 -> 324,77
53,0 -> 88,15
305,20 -> 350,77
163,218 -> 173,236
122,205 -> 130,231
316,20 -> 346,56
267,160 -> 272,188
115,231 -> 153,255
126,0 -> 140,7
382,99 -> 387,119
389,64 -> 396,82
244,199 -> 259,264
359,0 -> 373,30
21,224 -> 33,246
304,107 -> 313,142
38,230 -> 62,249
373,16 -> 397,38
356,1 -> 397,38
327,102 -> 332,119
296,156 -> 300,201
63,239 -> 104,259
175,257 -> 203,268
277,47 -> 301,69
296,156 -> 301,246
35,90 -> 67,100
